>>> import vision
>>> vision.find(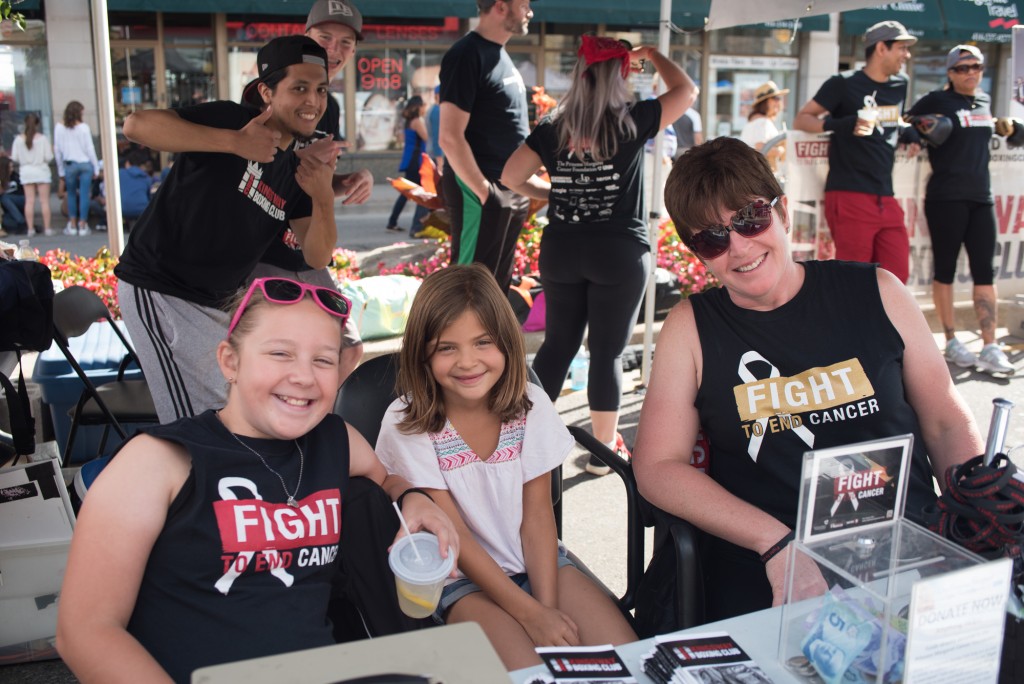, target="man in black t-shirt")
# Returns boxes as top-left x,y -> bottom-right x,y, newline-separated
115,36 -> 338,423
794,20 -> 921,283
249,0 -> 372,382
438,0 -> 534,292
